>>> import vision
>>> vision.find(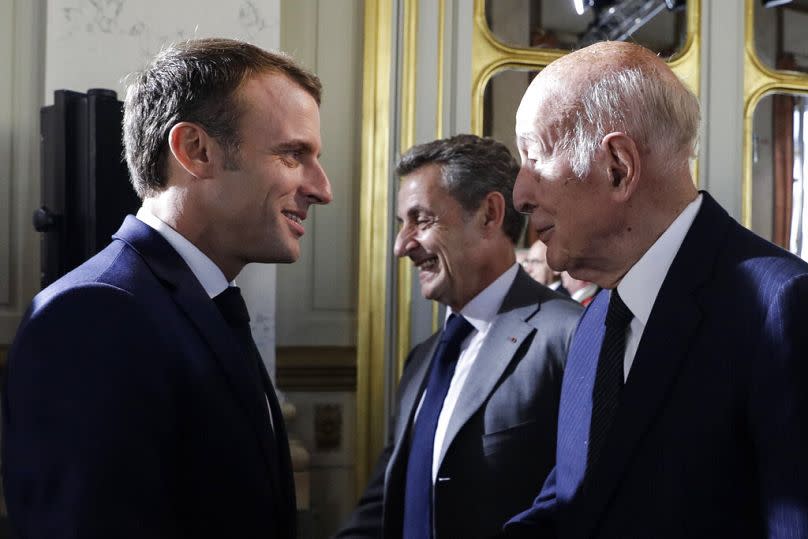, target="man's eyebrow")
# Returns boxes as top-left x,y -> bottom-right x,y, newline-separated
396,205 -> 427,223
271,140 -> 317,155
517,135 -> 538,148
407,205 -> 433,219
